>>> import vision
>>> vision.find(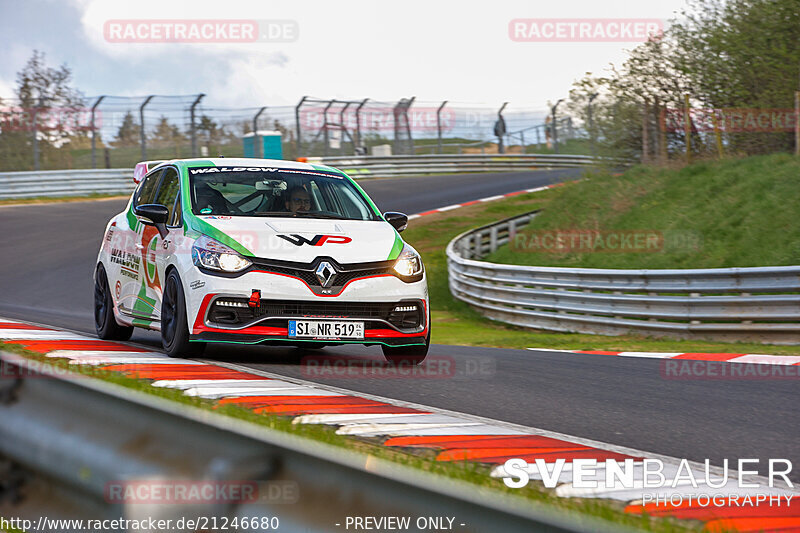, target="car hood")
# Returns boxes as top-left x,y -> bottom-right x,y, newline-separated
193,215 -> 402,264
